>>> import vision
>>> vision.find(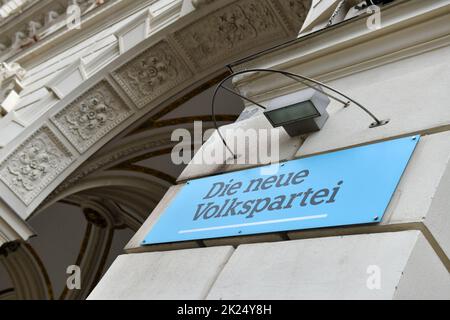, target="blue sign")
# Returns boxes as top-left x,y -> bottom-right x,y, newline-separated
143,135 -> 419,245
